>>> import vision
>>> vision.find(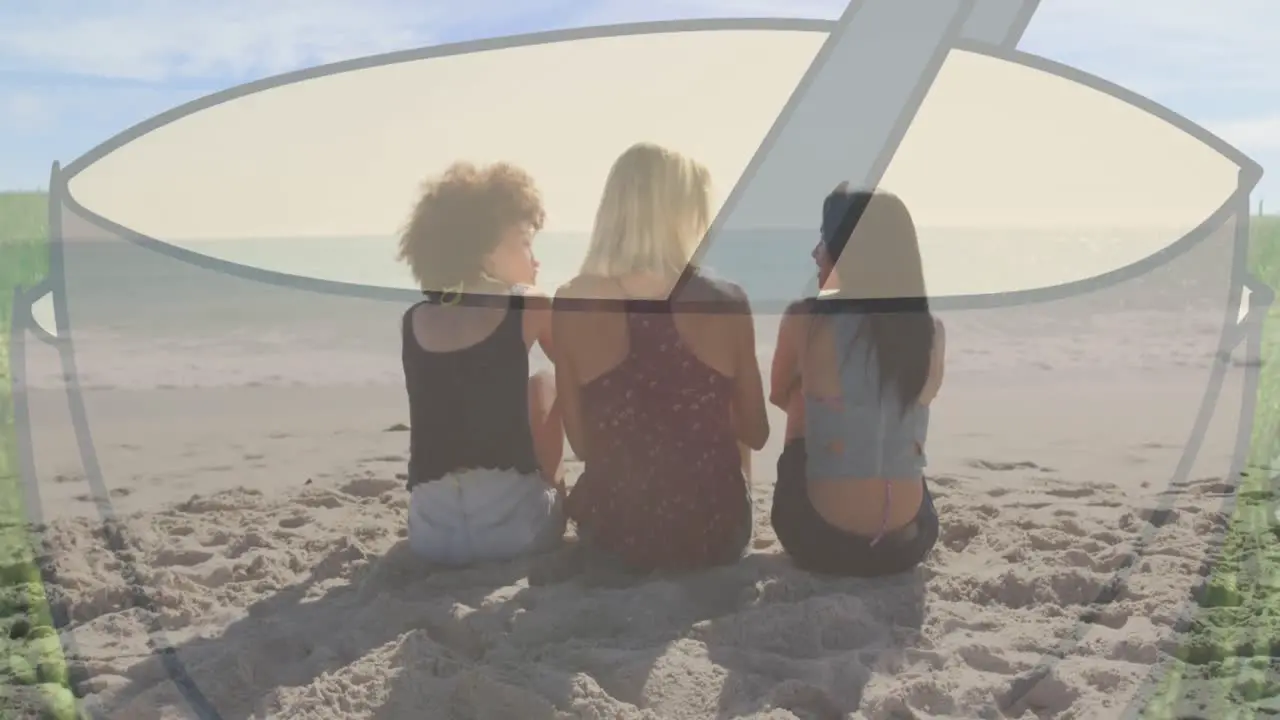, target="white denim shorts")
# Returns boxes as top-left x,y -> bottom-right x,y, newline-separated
408,467 -> 565,566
